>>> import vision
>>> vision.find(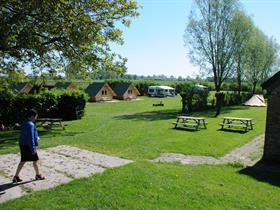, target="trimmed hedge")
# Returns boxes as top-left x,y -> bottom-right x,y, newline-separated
0,89 -> 88,127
